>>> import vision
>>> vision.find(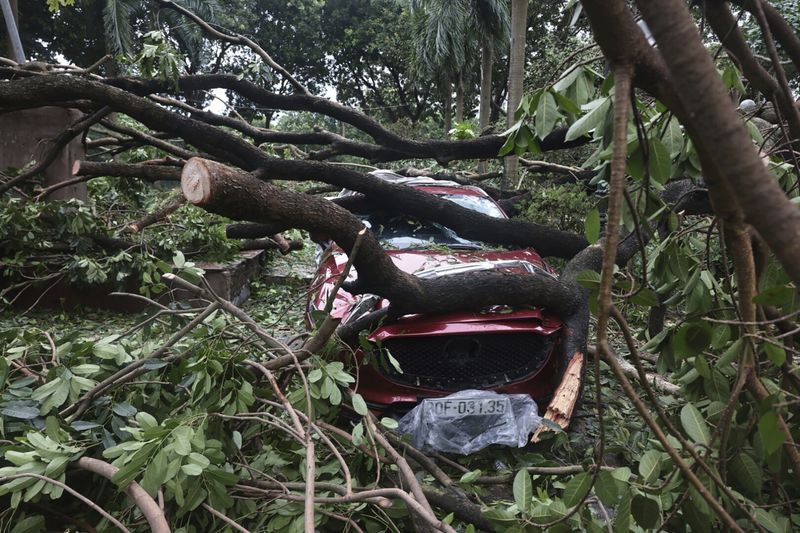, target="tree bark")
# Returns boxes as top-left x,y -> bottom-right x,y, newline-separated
705,1 -> 800,149
442,82 -> 452,136
635,0 -> 800,287
504,0 -> 528,187
454,74 -> 464,124
100,74 -> 589,163
72,161 -> 182,182
479,40 -> 494,173
181,157 -> 586,319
